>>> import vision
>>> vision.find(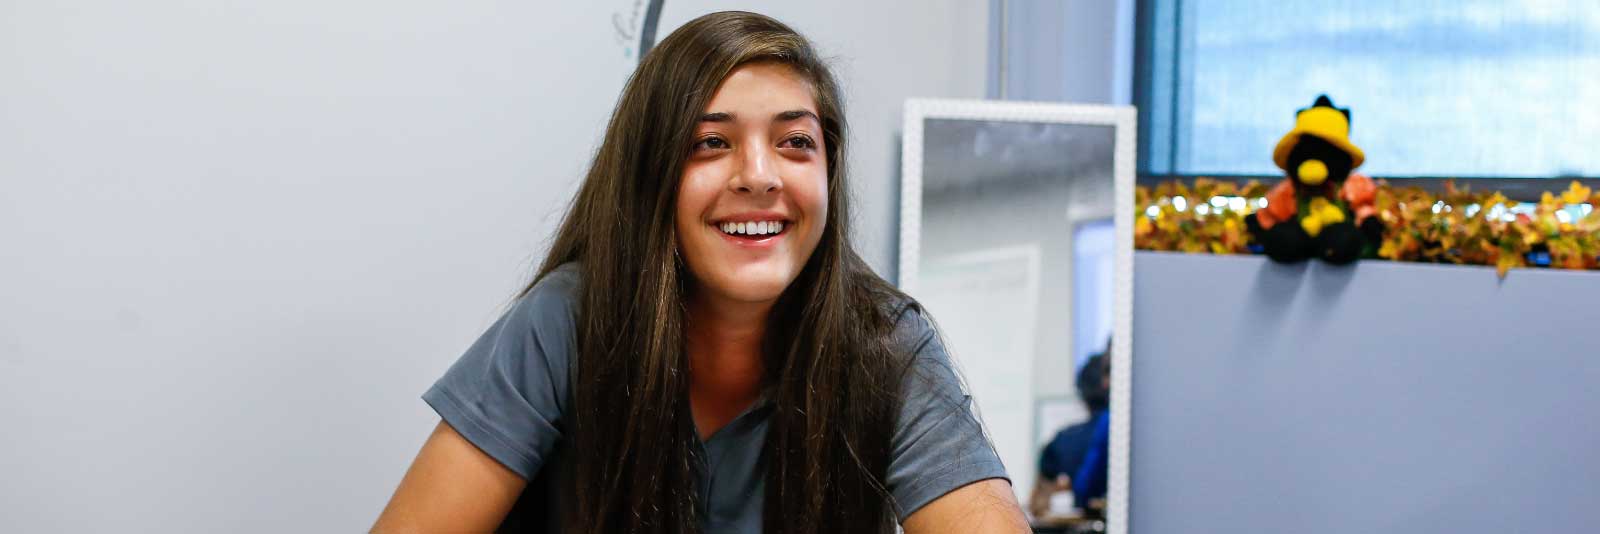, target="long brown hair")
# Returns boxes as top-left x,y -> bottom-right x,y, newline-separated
523,11 -> 914,533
